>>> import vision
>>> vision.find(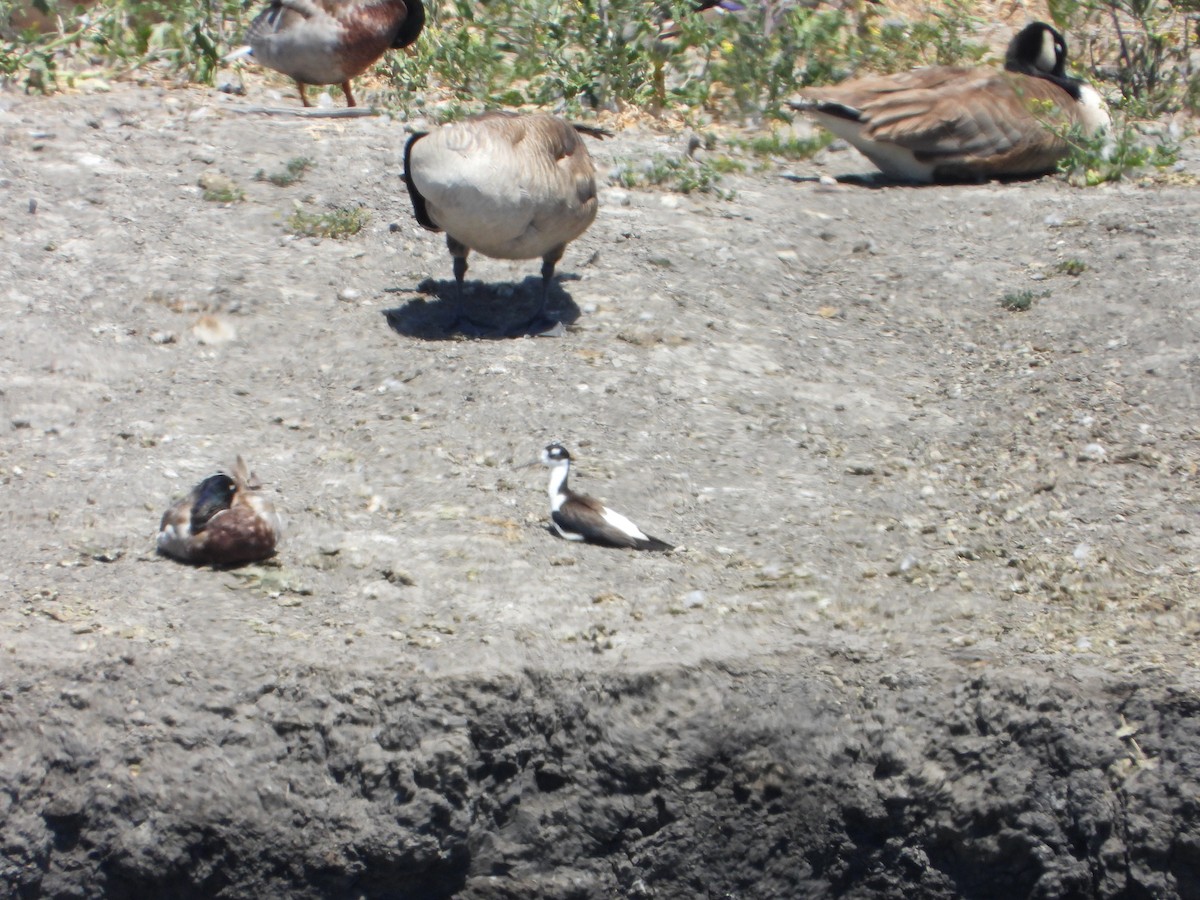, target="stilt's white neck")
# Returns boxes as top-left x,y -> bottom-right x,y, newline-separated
546,460 -> 570,504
